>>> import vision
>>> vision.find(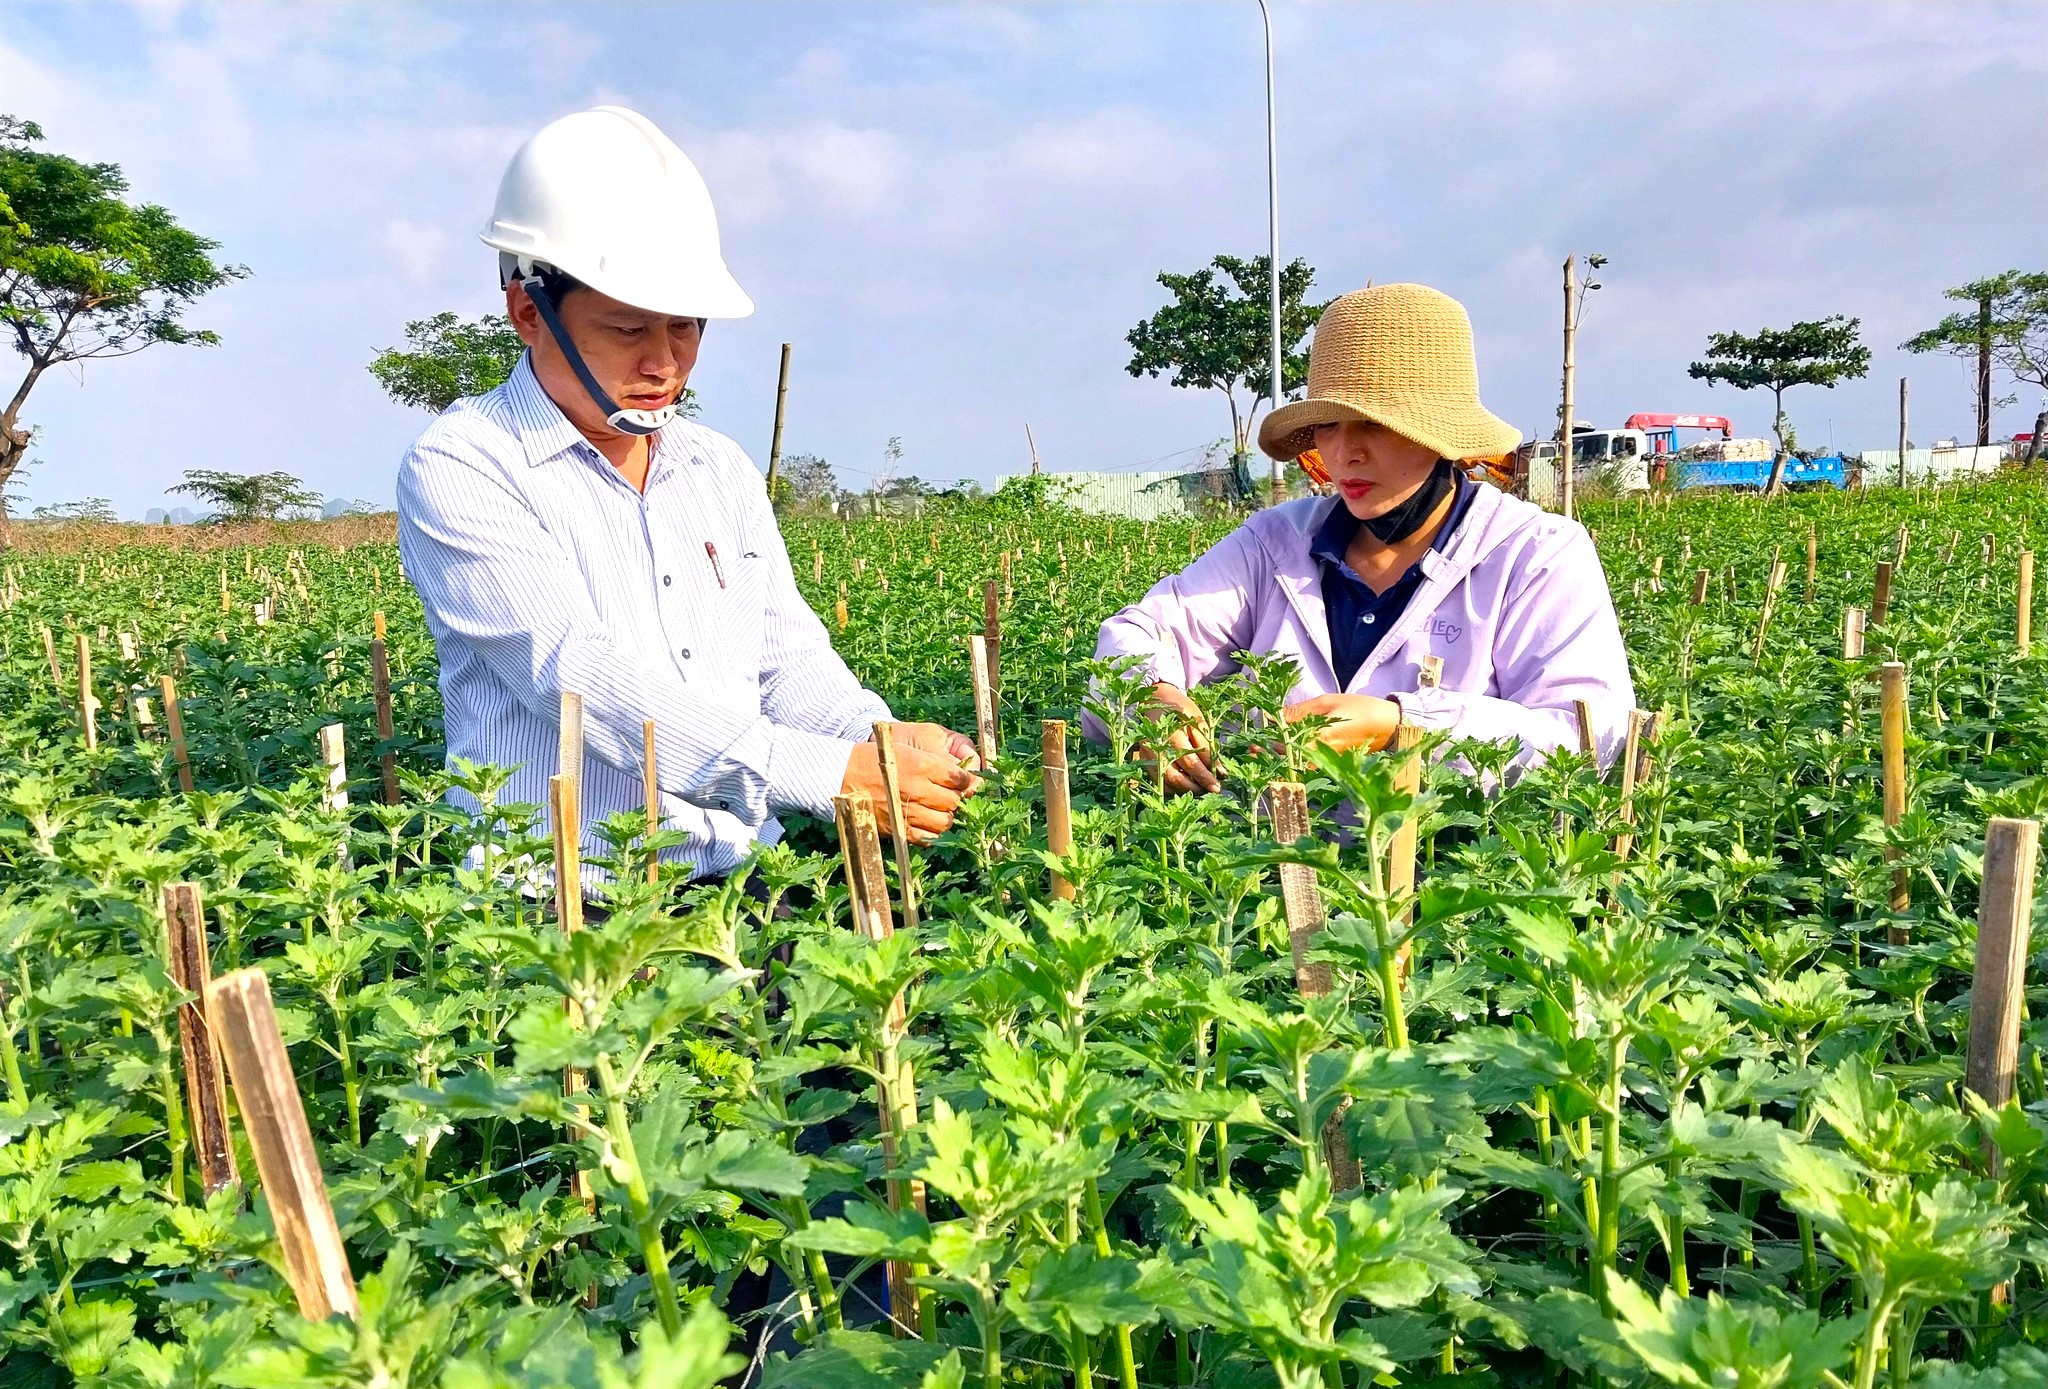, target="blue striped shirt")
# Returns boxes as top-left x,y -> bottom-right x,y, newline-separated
396,355 -> 889,878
